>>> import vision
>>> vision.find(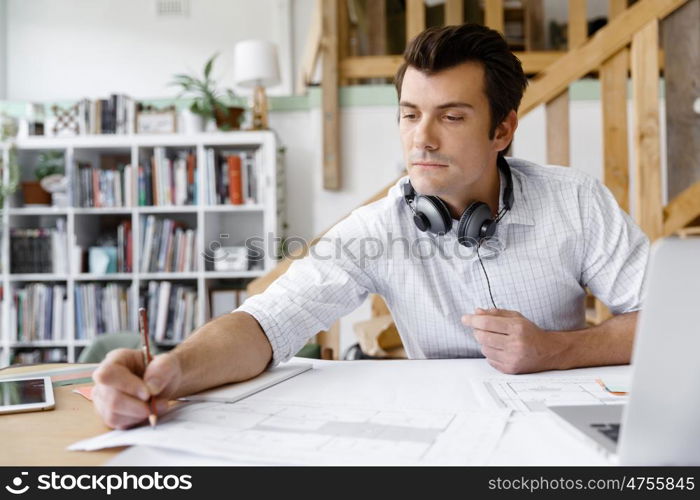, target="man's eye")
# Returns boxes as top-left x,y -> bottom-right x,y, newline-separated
445,115 -> 464,121
402,114 -> 416,120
